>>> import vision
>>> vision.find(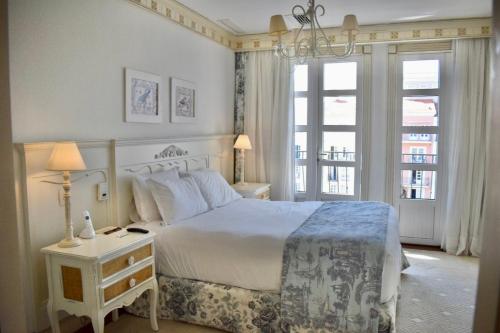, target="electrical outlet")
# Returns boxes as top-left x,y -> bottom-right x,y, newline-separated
97,182 -> 109,201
